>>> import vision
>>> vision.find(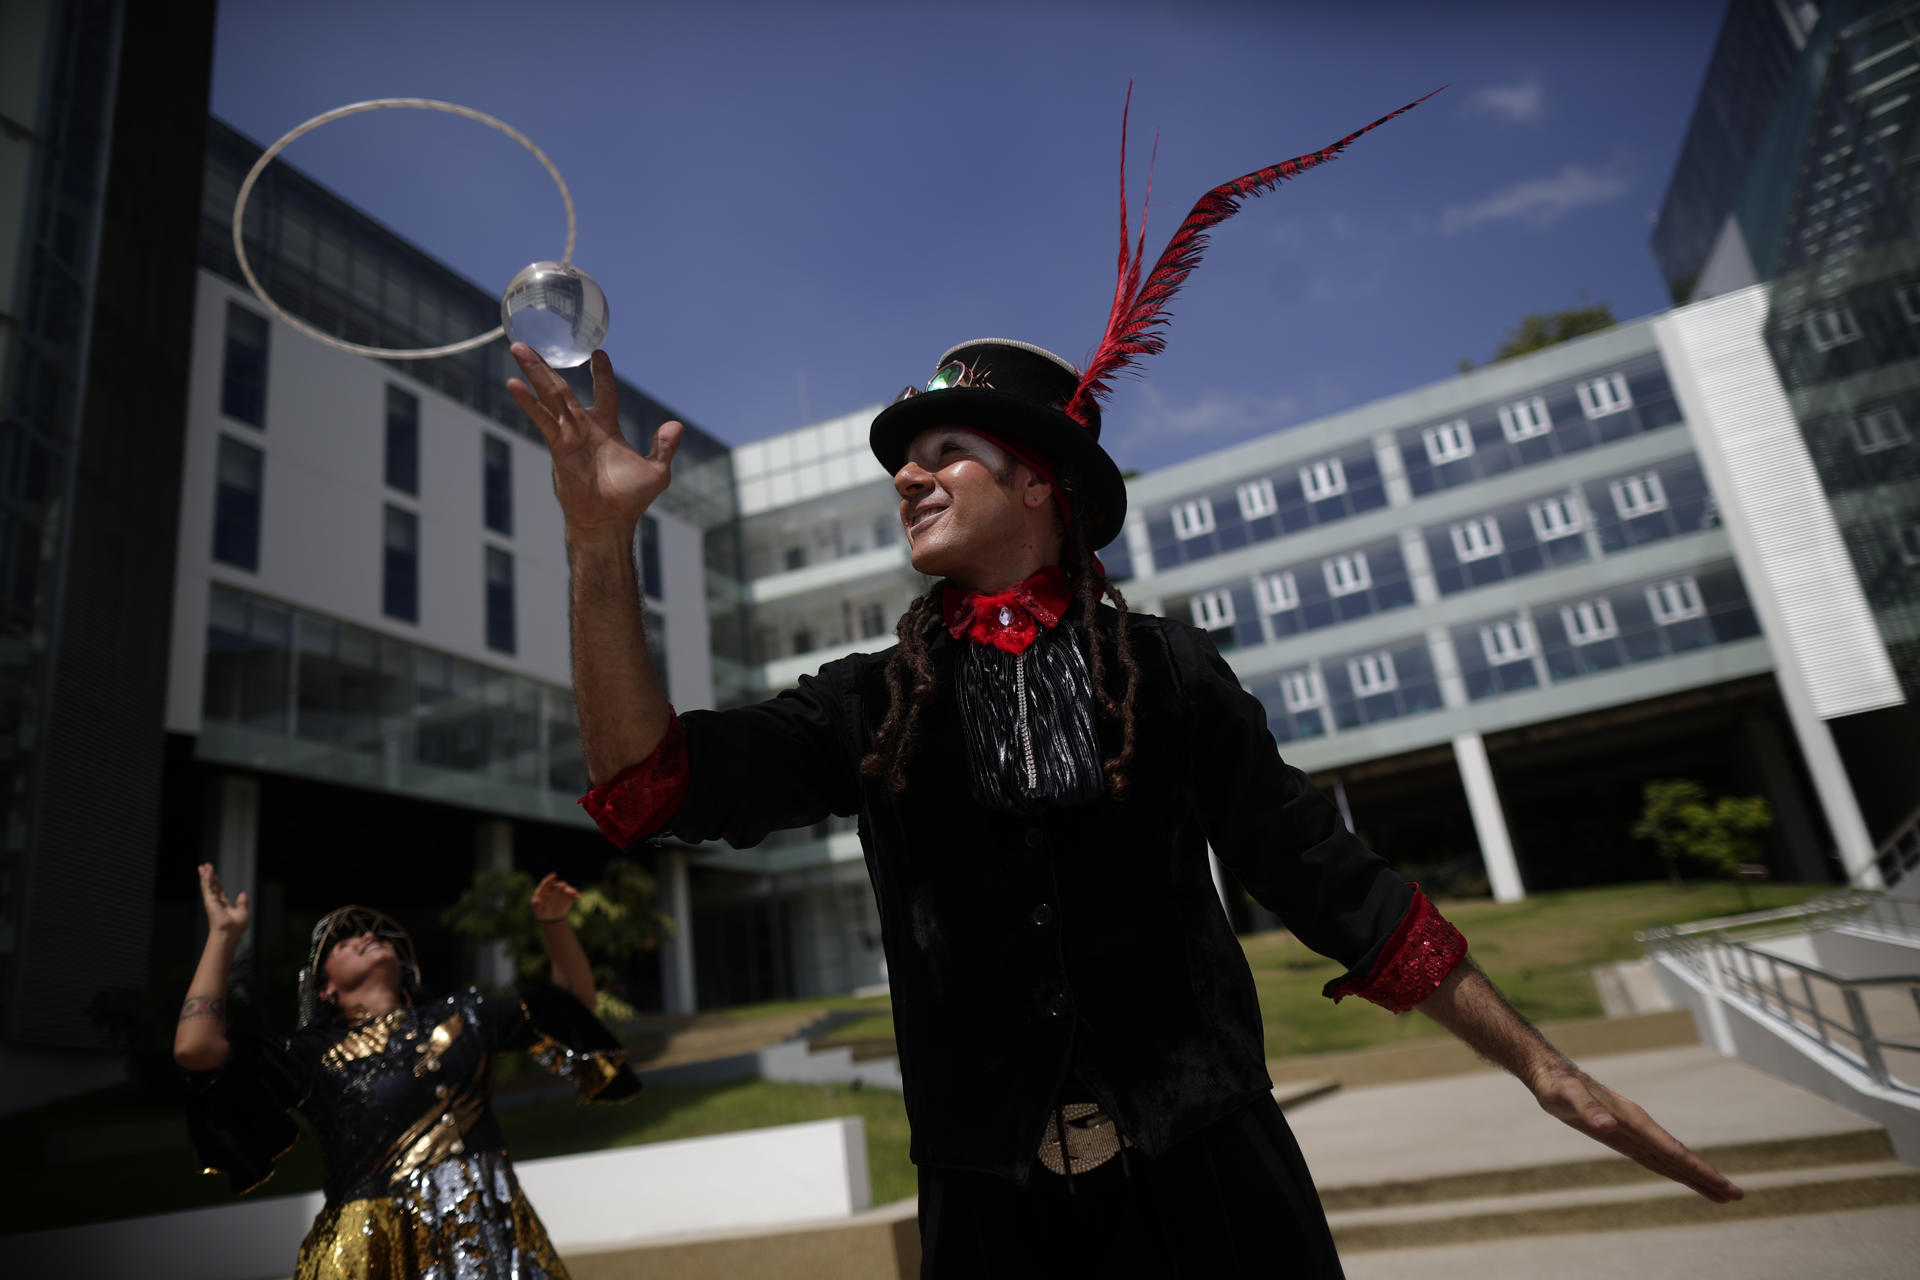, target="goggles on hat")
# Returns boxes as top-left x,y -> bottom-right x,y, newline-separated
894,359 -> 995,404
